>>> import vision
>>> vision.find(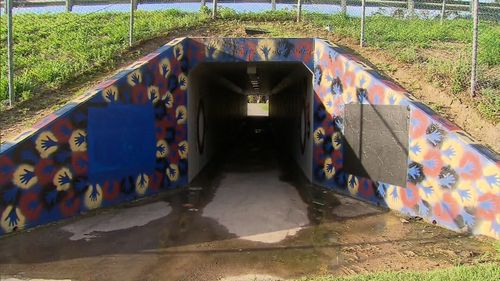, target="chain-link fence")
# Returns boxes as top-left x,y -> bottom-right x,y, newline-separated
1,0 -> 499,119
